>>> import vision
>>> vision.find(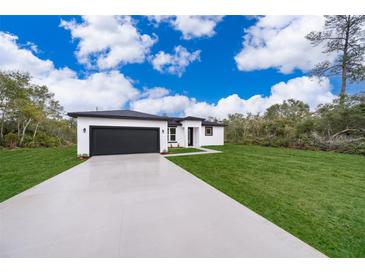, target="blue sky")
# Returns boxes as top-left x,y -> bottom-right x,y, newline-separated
0,15 -> 363,118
